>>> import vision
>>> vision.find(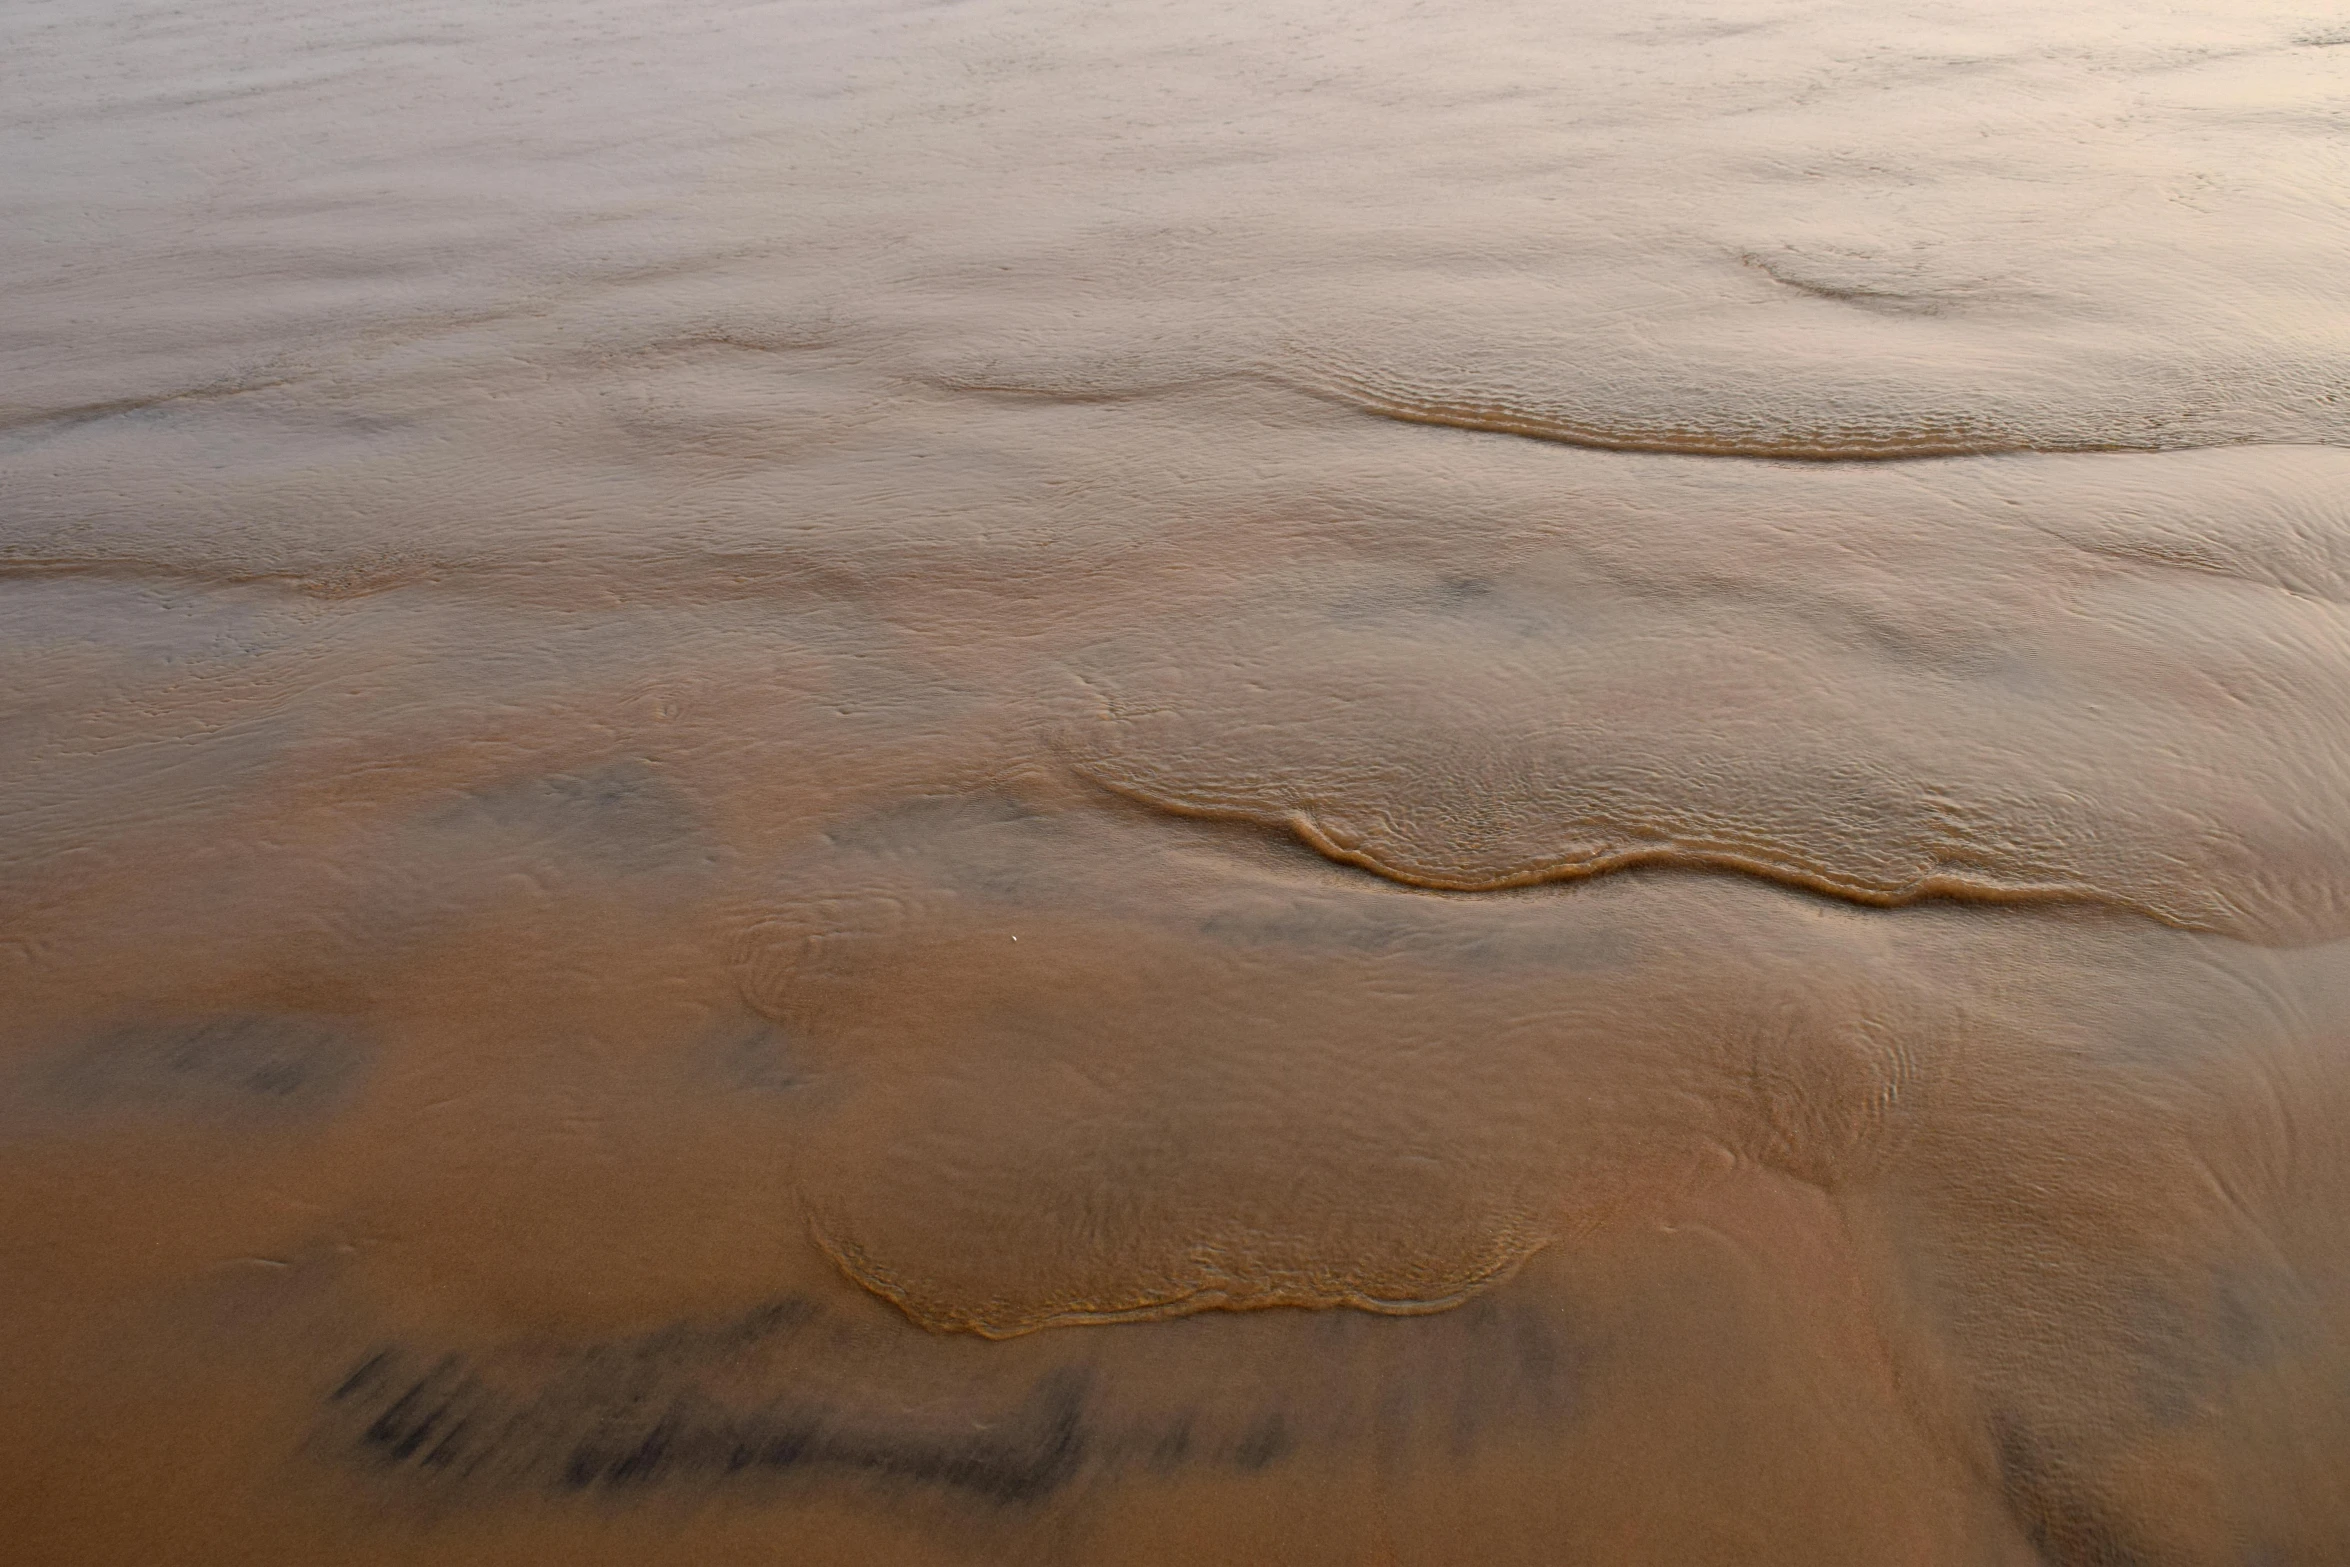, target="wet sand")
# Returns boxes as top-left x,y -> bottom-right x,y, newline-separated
6,1 -> 2350,1561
